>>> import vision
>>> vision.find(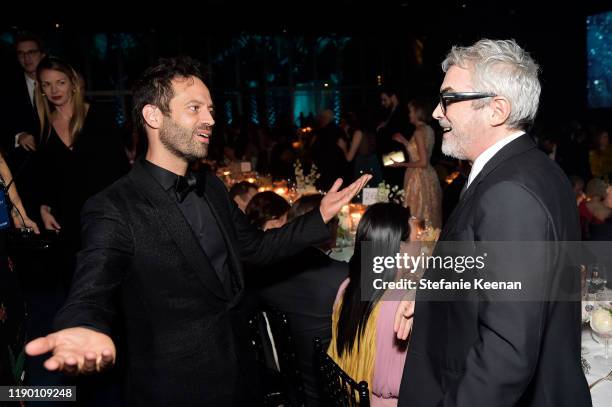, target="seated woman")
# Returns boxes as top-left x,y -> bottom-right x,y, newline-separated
327,202 -> 418,406
245,191 -> 291,231
579,178 -> 612,239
